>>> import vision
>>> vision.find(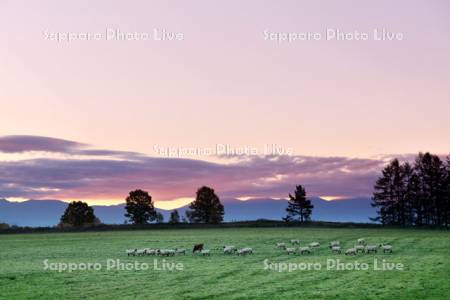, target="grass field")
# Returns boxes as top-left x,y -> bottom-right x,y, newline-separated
1,227 -> 449,299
